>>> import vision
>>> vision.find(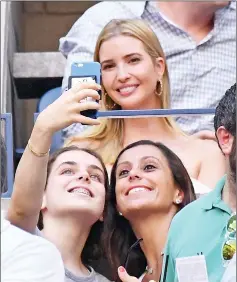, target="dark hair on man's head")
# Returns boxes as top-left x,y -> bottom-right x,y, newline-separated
103,140 -> 196,280
1,134 -> 7,193
37,145 -> 109,268
214,83 -> 236,137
